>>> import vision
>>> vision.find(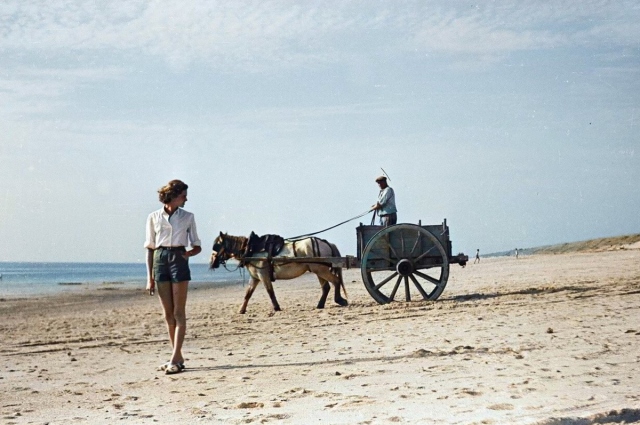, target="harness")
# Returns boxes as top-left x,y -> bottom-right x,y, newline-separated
246,232 -> 285,259
213,232 -> 284,281
212,233 -> 340,280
